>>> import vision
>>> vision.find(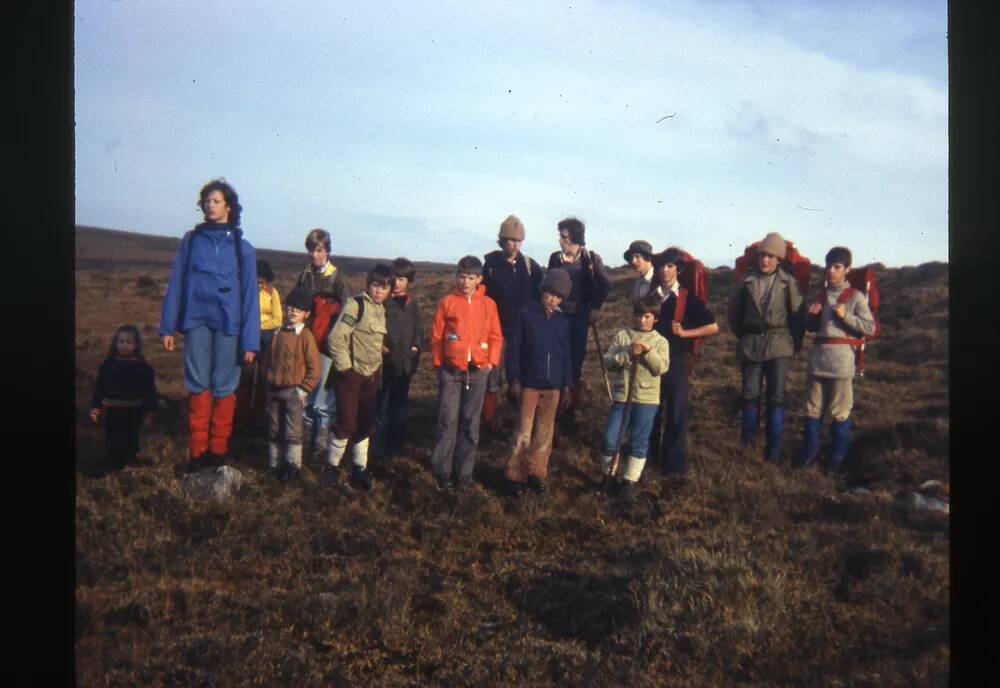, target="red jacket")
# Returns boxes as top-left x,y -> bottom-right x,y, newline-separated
431,284 -> 503,371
